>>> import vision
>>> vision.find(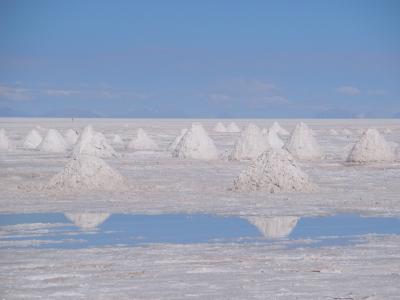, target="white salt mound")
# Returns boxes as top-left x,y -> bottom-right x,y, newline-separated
213,122 -> 227,133
270,121 -> 289,136
347,128 -> 395,163
384,128 -> 392,134
73,125 -> 117,158
284,122 -> 322,160
64,213 -> 110,230
230,123 -> 270,161
23,129 -> 43,149
48,155 -> 125,191
329,129 -> 338,136
64,129 -> 79,145
233,149 -> 316,193
168,128 -> 188,151
262,128 -> 284,149
112,134 -> 124,146
226,122 -> 241,133
38,129 -> 68,153
172,123 -> 218,160
343,129 -> 352,135
0,129 -> 11,150
247,216 -> 299,238
128,128 -> 158,150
